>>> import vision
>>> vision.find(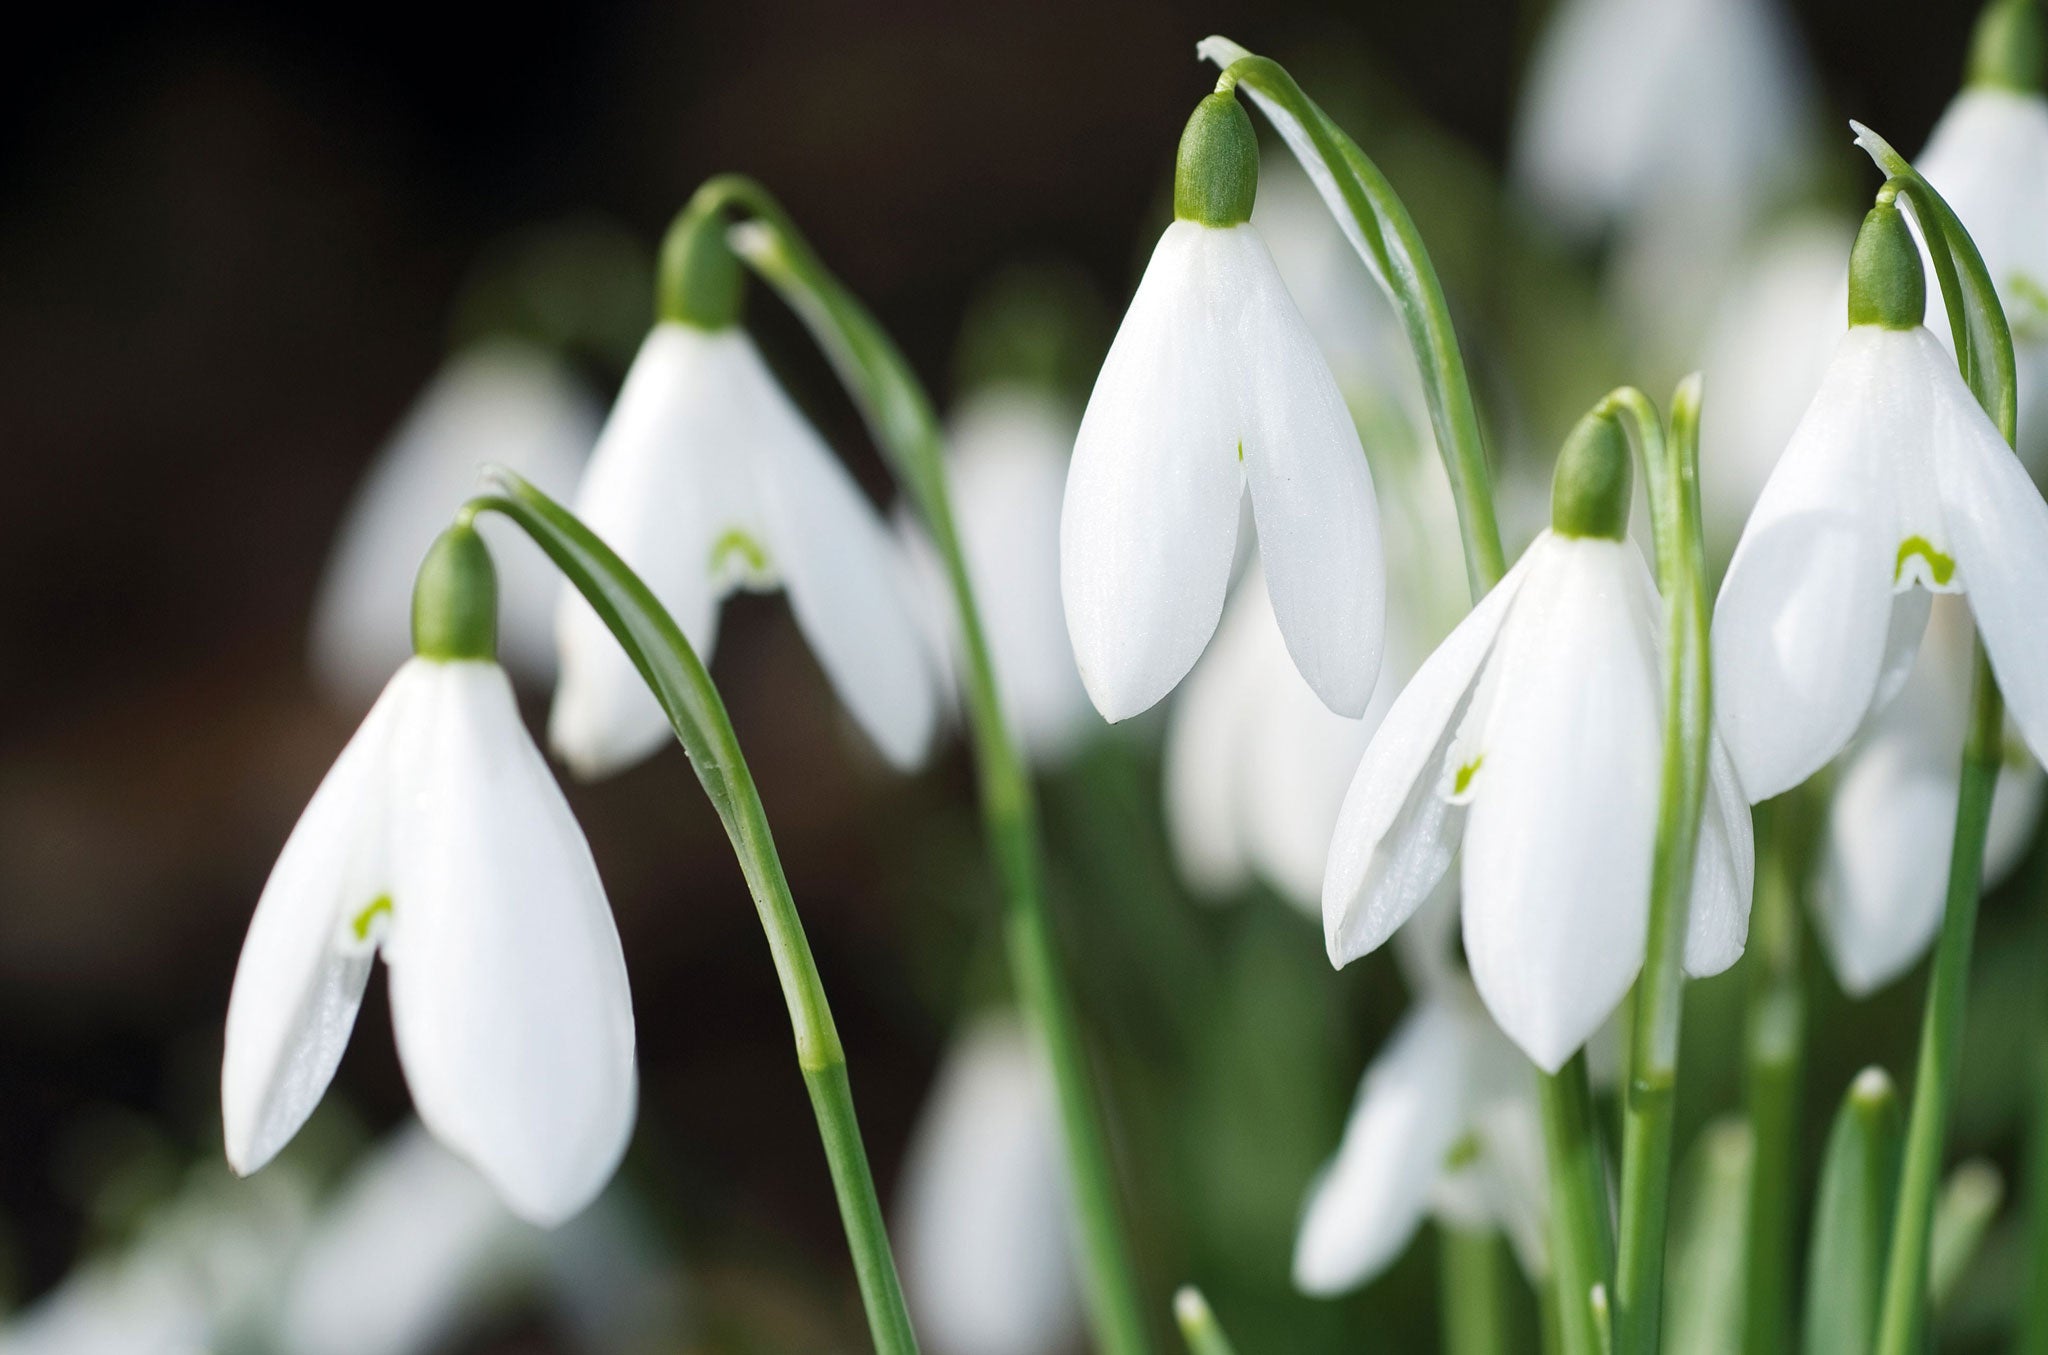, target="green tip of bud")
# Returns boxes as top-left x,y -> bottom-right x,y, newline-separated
657,203 -> 744,330
1173,91 -> 1258,227
1847,203 -> 1927,330
1969,0 -> 2045,92
1551,408 -> 1633,540
412,523 -> 499,662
